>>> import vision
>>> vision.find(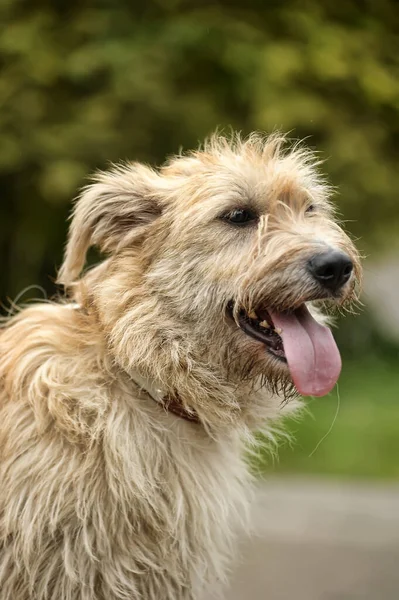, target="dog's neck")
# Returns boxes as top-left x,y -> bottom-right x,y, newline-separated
130,369 -> 201,425
67,300 -> 201,425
